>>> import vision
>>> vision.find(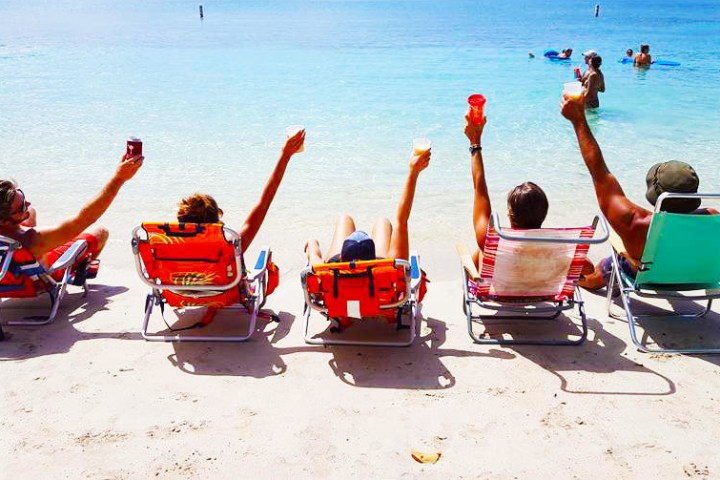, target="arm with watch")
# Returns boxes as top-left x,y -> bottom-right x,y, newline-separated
464,111 -> 491,266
